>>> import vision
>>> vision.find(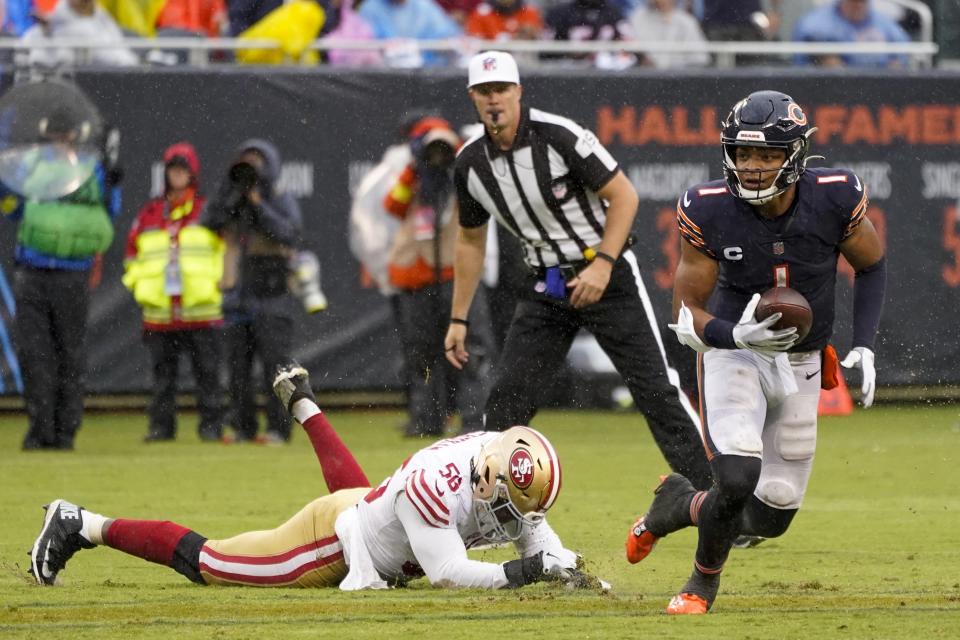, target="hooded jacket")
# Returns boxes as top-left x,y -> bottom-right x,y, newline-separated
123,142 -> 224,330
201,138 -> 303,316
